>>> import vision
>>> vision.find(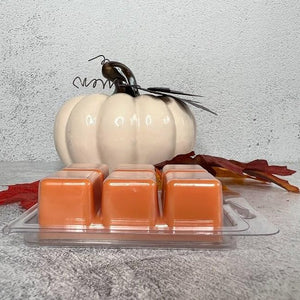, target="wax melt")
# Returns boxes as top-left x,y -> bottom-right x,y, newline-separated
38,170 -> 102,226
101,171 -> 158,228
161,164 -> 207,207
163,171 -> 223,228
38,164 -> 222,230
5,164 -> 279,249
